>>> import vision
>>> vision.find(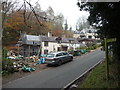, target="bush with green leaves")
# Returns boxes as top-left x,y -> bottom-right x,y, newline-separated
2,59 -> 16,75
2,48 -> 8,59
